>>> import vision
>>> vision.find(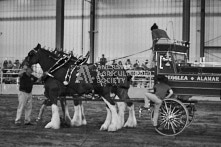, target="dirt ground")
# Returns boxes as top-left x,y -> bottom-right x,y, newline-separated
0,95 -> 221,147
